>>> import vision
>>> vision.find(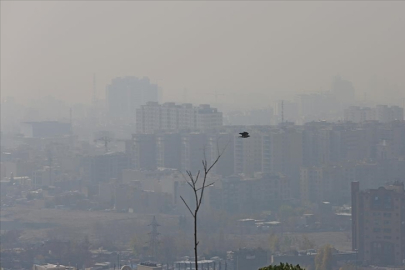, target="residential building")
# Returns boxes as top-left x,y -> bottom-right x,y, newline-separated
136,102 -> 161,134
21,121 -> 72,138
195,104 -> 223,130
33,264 -> 76,270
106,76 -> 159,122
81,152 -> 130,183
136,102 -> 222,133
156,133 -> 181,170
344,106 -> 376,123
130,134 -> 157,170
344,105 -> 404,123
207,132 -> 234,176
180,132 -> 207,173
352,181 -> 405,266
234,131 -> 262,177
210,173 -> 291,214
331,76 -> 355,104
301,161 -> 395,205
376,105 -> 404,123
